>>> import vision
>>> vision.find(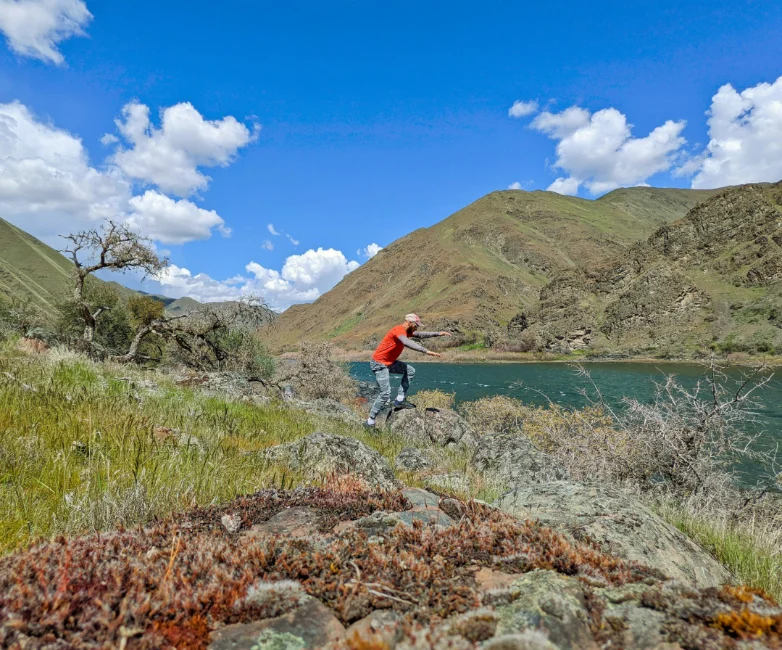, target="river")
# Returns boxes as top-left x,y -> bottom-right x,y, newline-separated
349,361 -> 782,483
